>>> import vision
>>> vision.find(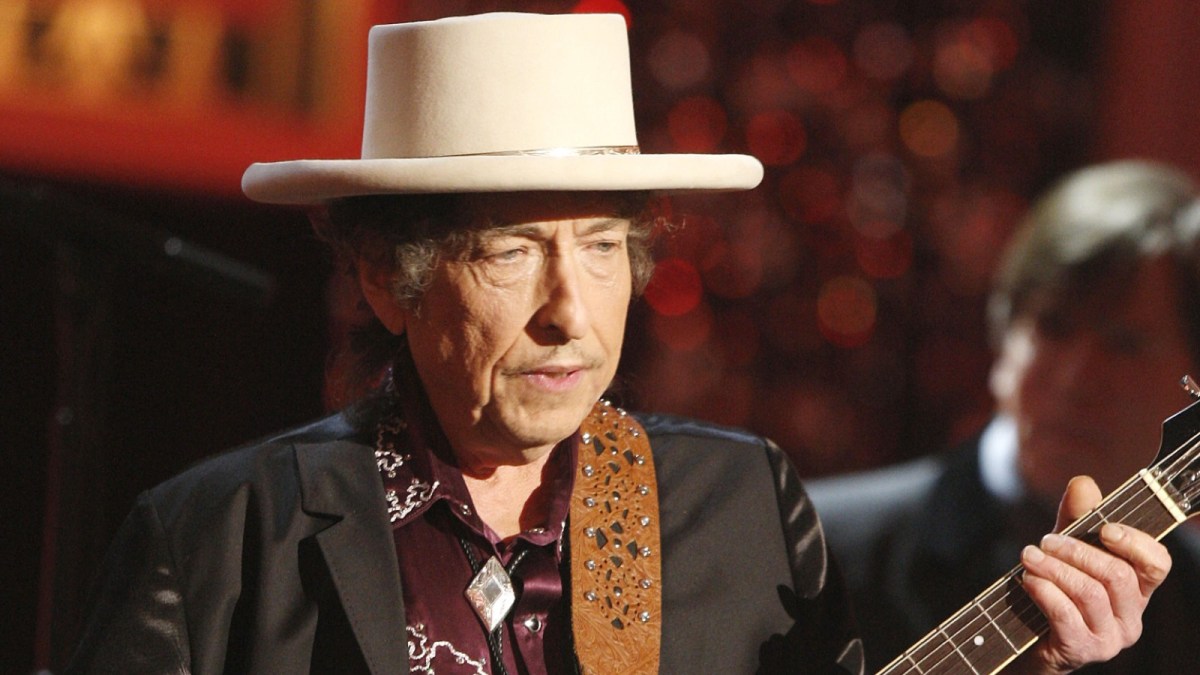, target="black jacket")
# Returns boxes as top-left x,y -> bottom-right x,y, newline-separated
68,408 -> 864,674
